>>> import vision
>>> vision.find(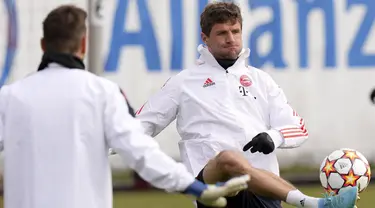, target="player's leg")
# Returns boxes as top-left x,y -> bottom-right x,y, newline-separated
203,150 -> 291,202
195,161 -> 262,208
196,156 -> 283,208
202,150 -> 358,208
256,168 -> 295,190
